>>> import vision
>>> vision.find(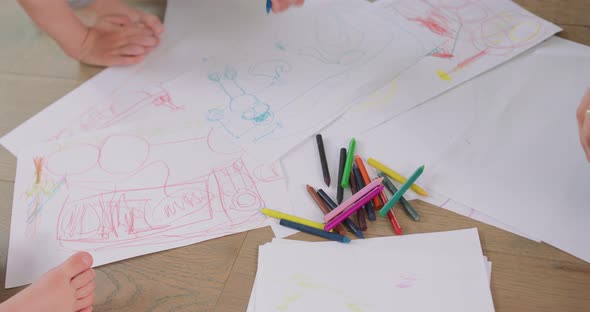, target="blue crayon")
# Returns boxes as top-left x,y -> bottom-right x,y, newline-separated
279,219 -> 350,243
266,0 -> 272,14
317,189 -> 364,239
352,165 -> 376,221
